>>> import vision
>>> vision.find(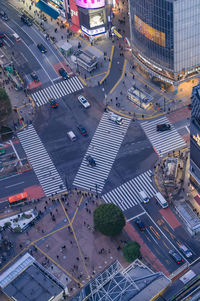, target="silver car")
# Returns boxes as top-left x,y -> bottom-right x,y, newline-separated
179,244 -> 192,258
78,95 -> 90,108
